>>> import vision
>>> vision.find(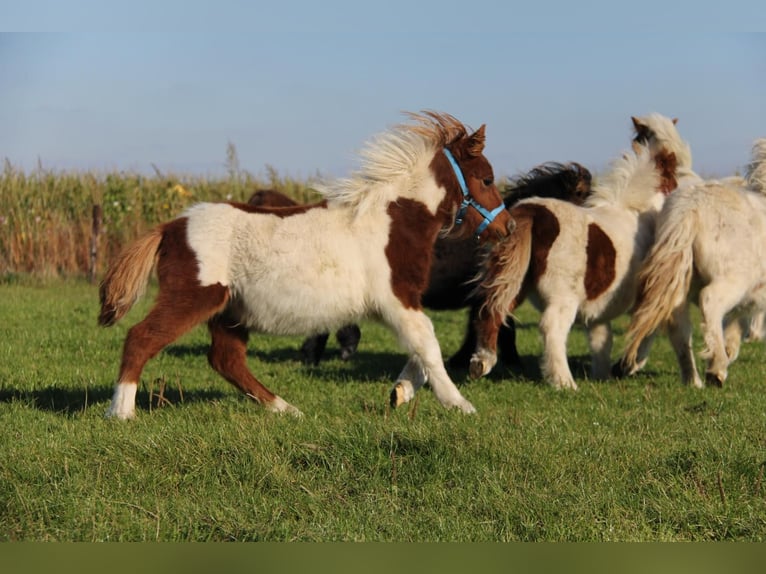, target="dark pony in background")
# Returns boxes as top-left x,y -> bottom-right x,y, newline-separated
98,112 -> 513,418
253,162 -> 593,369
